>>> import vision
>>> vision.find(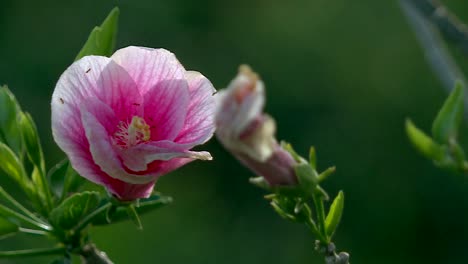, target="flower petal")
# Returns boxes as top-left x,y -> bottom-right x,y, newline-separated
80,102 -> 158,185
111,46 -> 186,95
118,140 -> 212,172
174,71 -> 216,146
143,79 -> 190,141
